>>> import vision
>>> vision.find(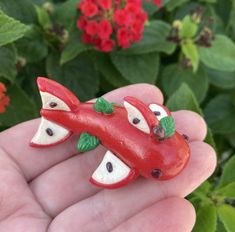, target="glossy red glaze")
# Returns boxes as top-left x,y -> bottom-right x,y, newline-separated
41,105 -> 189,180
31,77 -> 190,188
